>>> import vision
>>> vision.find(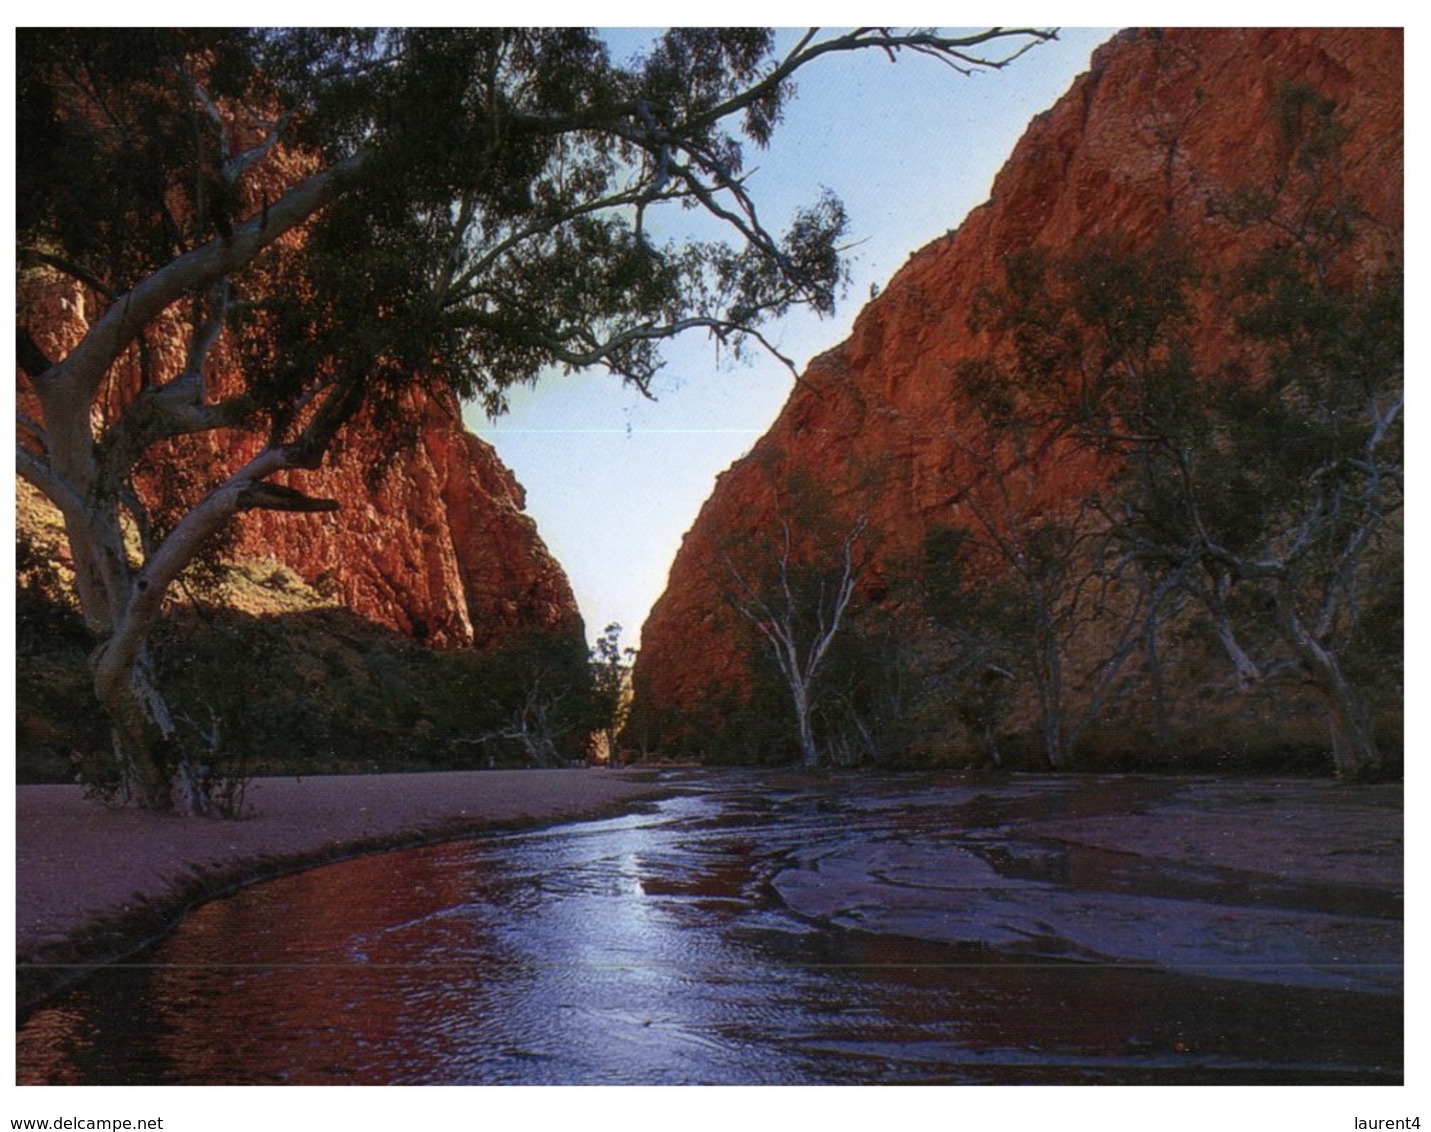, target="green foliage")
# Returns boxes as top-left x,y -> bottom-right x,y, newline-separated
687,663 -> 802,767
17,29 -> 273,280
717,467 -> 875,767
463,623 -> 598,767
590,622 -> 636,764
20,27 -> 1048,437
15,593 -> 597,784
809,617 -> 921,767
920,526 -> 1024,764
19,28 -> 866,435
685,613 -> 919,769
965,232 -> 1202,456
715,512 -> 925,768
